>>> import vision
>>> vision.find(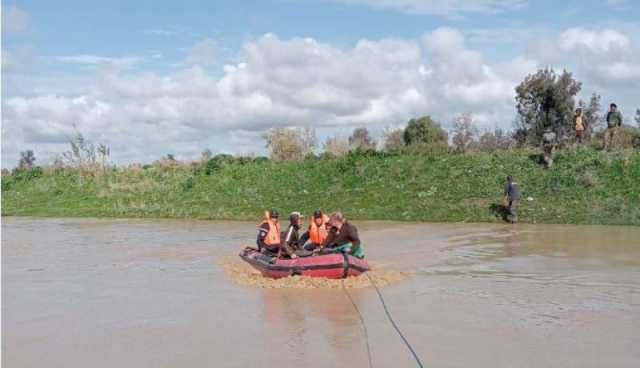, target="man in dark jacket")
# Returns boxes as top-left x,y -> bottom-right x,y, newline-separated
604,103 -> 623,150
504,176 -> 521,224
282,212 -> 303,253
321,212 -> 364,258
